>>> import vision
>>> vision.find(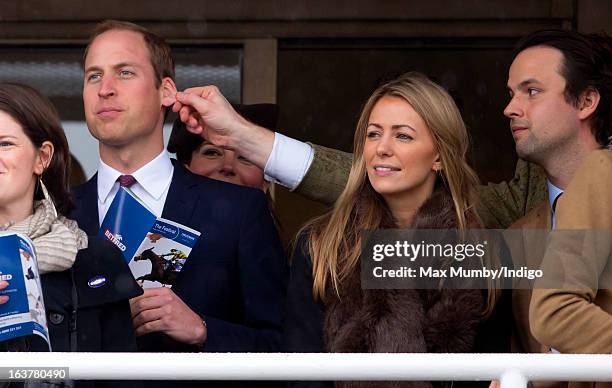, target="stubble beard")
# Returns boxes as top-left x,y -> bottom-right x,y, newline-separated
515,132 -> 541,162
515,128 -> 577,170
